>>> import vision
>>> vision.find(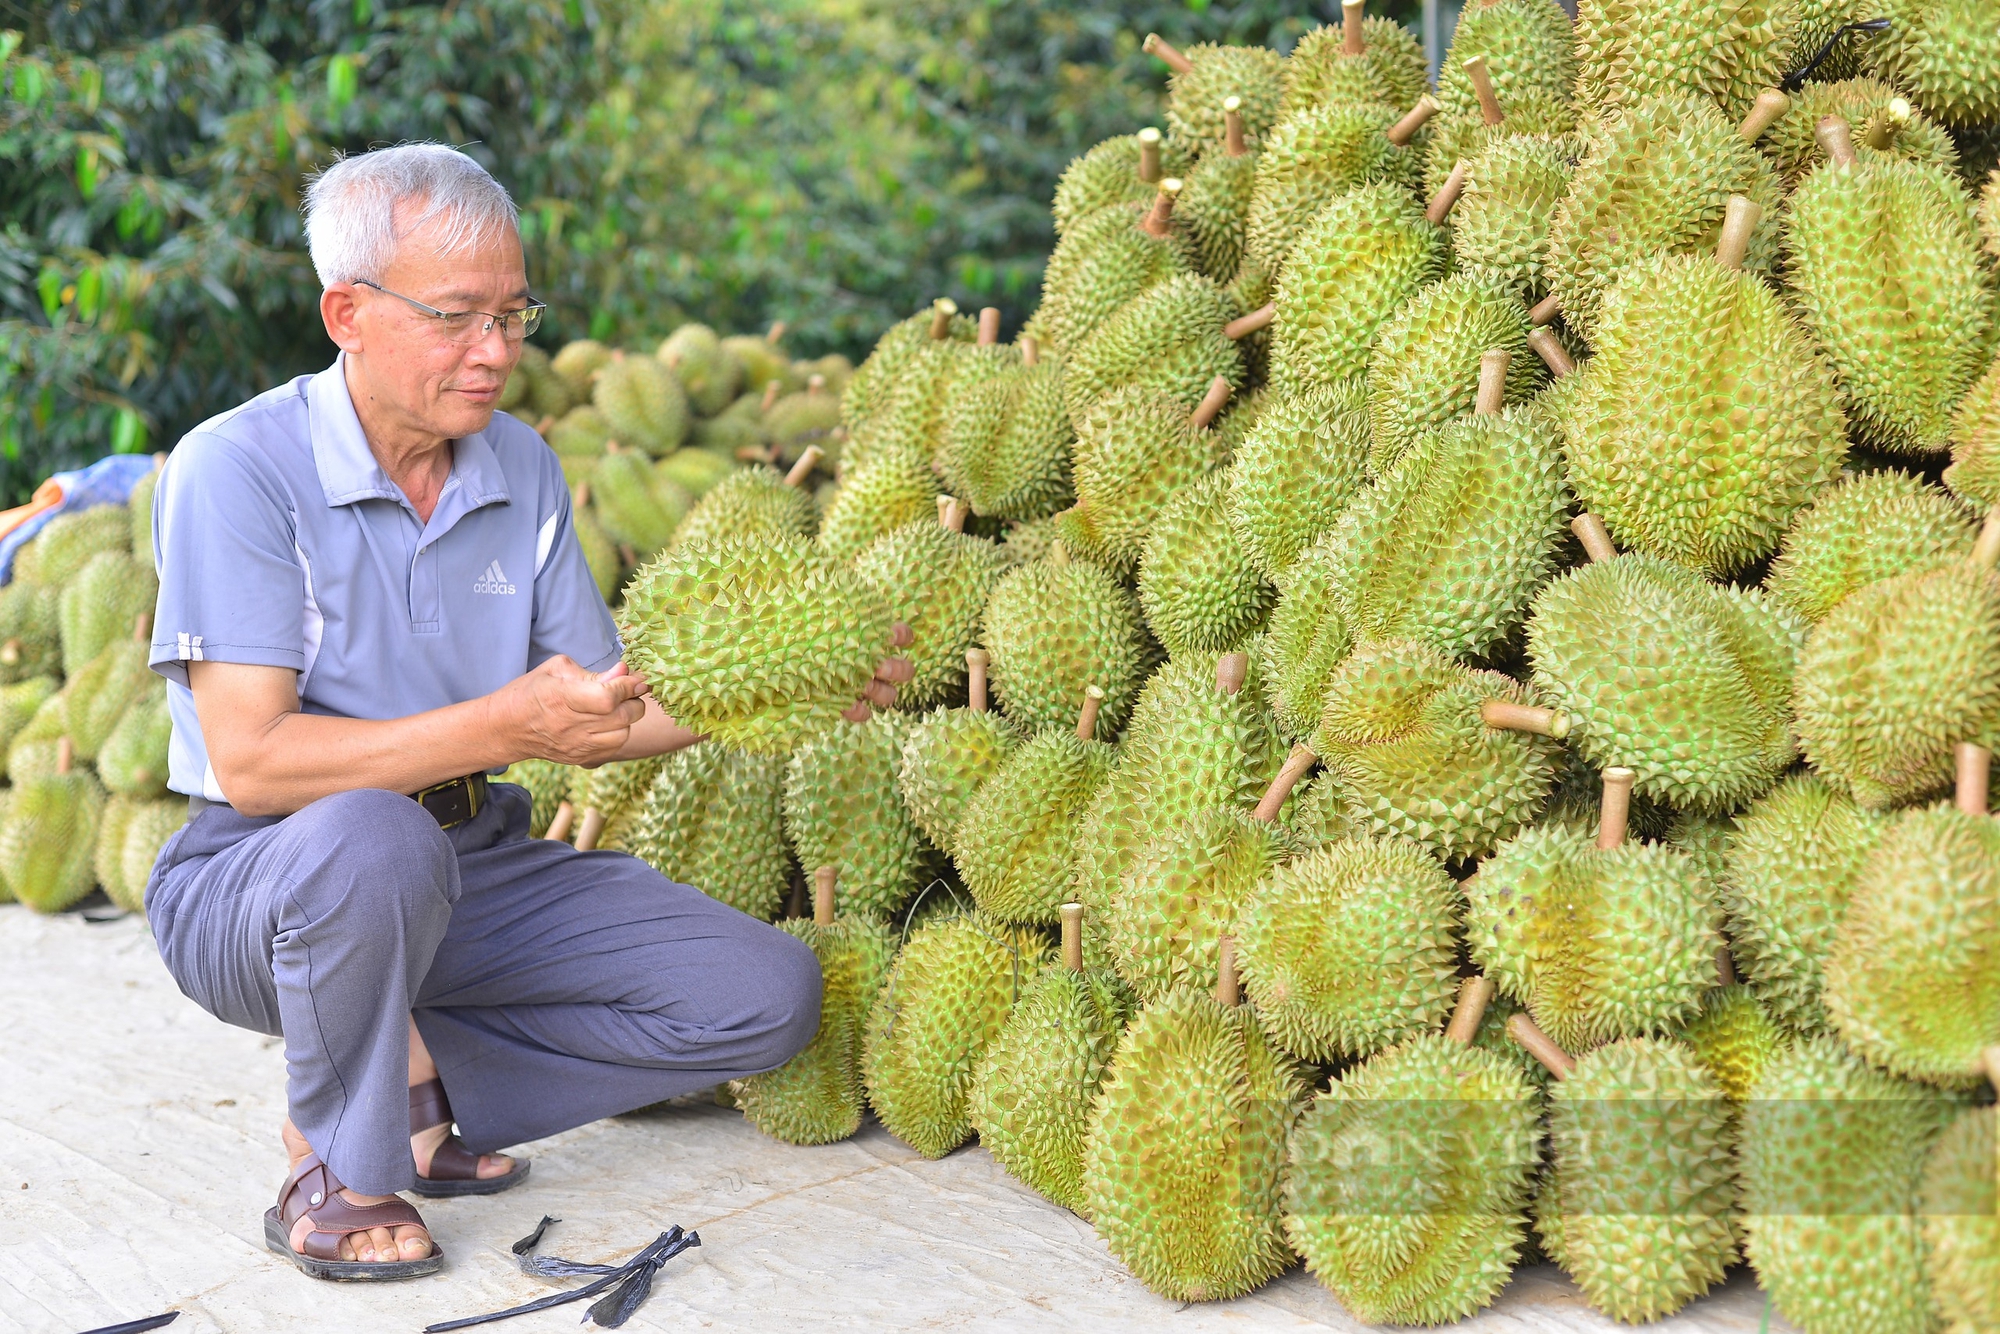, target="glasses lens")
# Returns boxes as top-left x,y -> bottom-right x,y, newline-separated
517,306 -> 543,338
441,311 -> 486,343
